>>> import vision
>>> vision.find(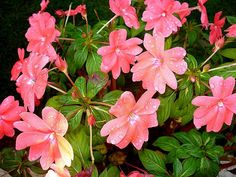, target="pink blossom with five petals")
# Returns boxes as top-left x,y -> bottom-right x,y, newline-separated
25,12 -> 60,60
0,96 -> 24,139
16,53 -> 49,112
192,76 -> 236,132
101,91 -> 160,150
97,29 -> 143,79
109,0 -> 140,29
209,11 -> 225,45
14,107 -> 74,170
131,33 -> 187,94
142,0 -> 182,37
